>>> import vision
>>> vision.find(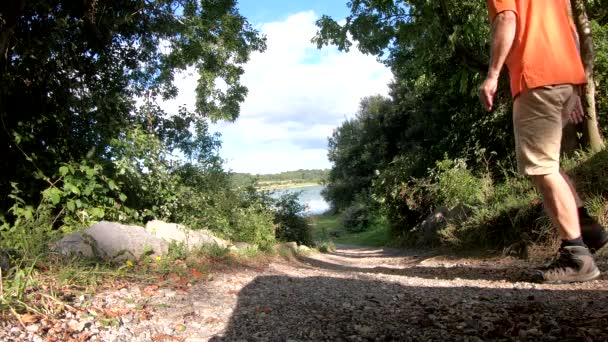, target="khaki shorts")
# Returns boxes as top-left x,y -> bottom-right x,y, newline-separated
513,84 -> 578,176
